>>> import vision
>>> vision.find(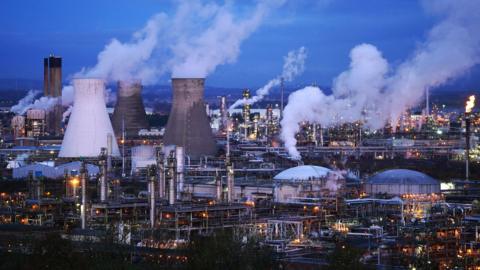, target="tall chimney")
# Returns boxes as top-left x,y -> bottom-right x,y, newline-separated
43,58 -> 49,96
43,55 -> 63,135
163,78 -> 216,158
